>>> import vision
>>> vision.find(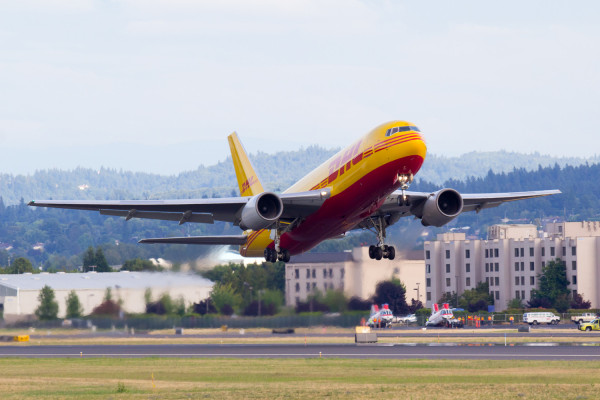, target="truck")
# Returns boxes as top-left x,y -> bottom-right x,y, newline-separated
571,313 -> 598,325
578,318 -> 600,331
